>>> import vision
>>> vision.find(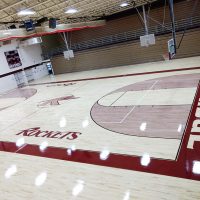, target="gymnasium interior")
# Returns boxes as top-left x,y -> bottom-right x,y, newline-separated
0,0 -> 200,199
